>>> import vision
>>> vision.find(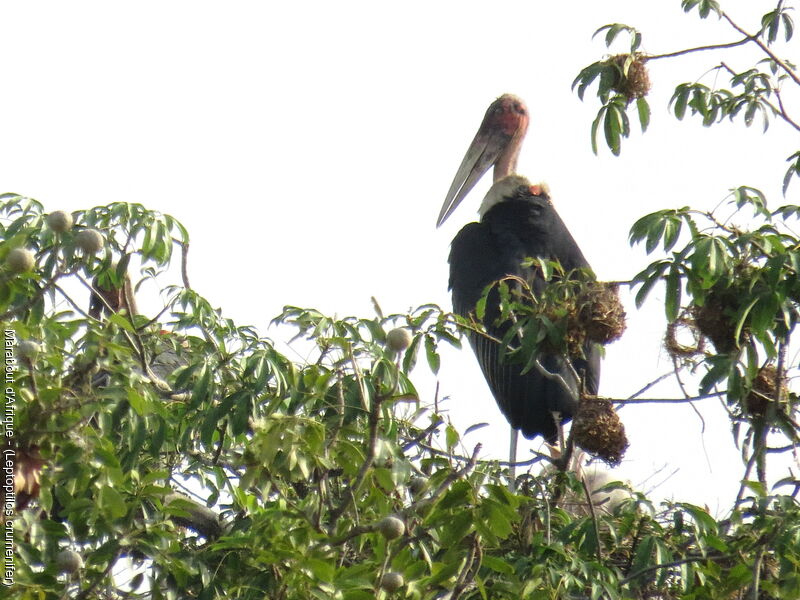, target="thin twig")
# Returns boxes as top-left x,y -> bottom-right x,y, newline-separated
617,392 -> 723,404
750,547 -> 764,600
0,270 -> 68,320
646,37 -> 752,62
326,444 -> 482,547
625,371 -> 675,400
400,417 -> 444,452
722,11 -> 800,87
719,61 -> 800,133
774,89 -> 800,131
735,448 -> 760,507
326,378 -> 383,533
620,554 -> 728,585
75,550 -> 120,600
324,372 -> 347,451
580,476 -> 603,563
180,241 -> 192,290
54,284 -> 94,319
451,534 -> 479,600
